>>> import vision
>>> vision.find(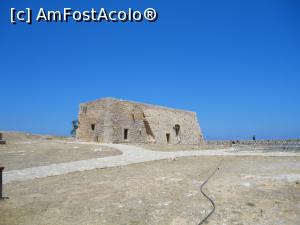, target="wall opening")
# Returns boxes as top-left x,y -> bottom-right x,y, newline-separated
166,133 -> 170,144
91,124 -> 95,131
174,124 -> 180,136
132,113 -> 135,122
81,106 -> 87,114
124,129 -> 128,140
